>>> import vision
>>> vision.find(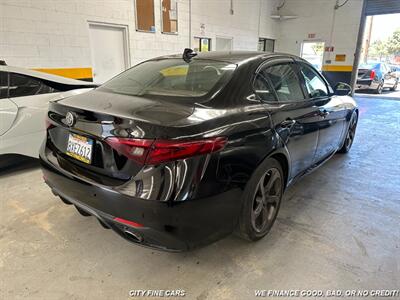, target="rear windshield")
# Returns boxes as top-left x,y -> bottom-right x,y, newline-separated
359,63 -> 379,69
99,58 -> 237,99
